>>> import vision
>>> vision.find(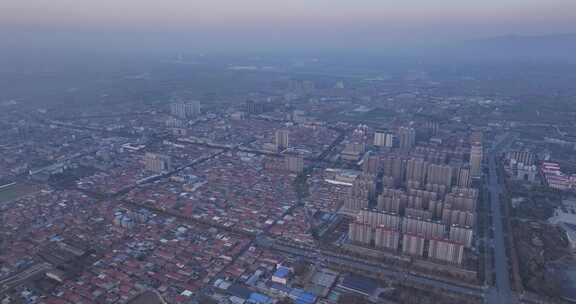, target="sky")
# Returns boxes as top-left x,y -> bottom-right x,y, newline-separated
1,0 -> 576,51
